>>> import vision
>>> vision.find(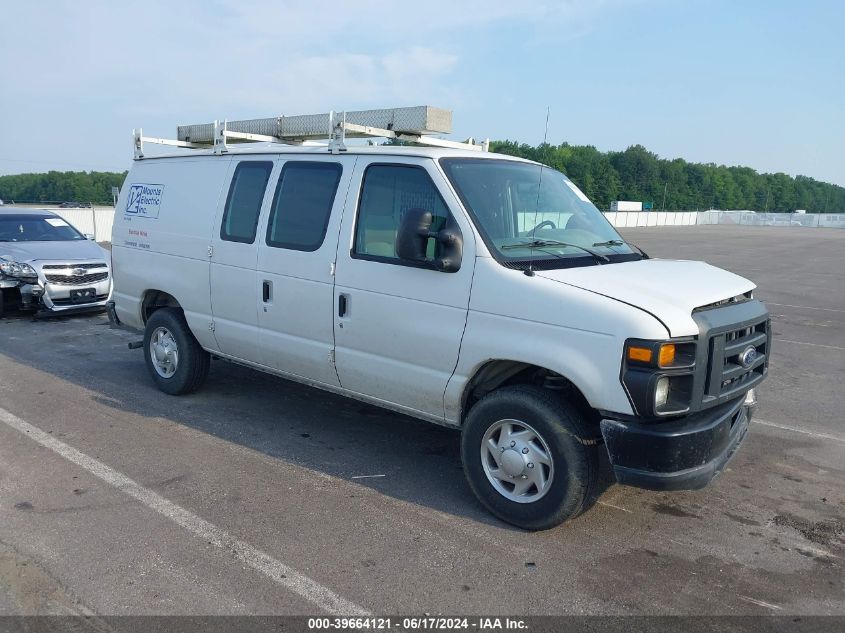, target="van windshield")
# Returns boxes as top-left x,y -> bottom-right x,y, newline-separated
440,158 -> 639,269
